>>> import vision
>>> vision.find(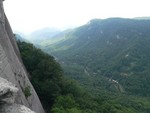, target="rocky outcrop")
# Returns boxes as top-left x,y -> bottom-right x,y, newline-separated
0,77 -> 35,113
2,104 -> 35,113
0,0 -> 45,113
